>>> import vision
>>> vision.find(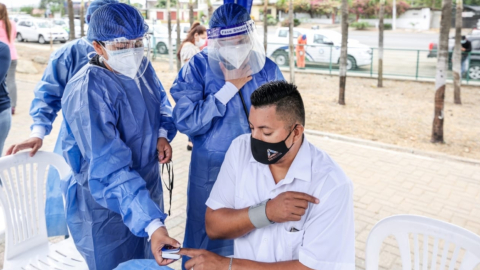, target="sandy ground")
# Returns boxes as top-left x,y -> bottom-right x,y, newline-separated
15,43 -> 480,160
